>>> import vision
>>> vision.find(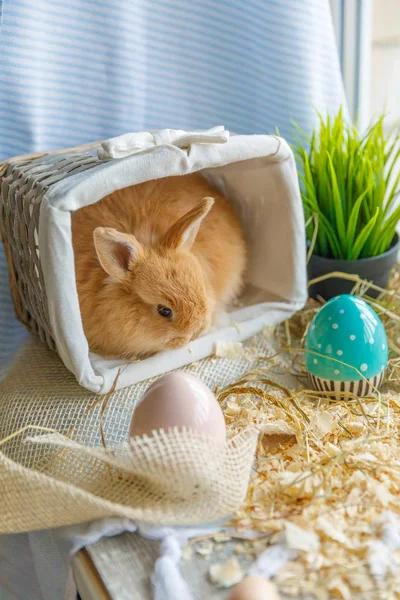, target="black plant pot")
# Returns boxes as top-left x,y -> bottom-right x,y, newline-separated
308,234 -> 400,300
